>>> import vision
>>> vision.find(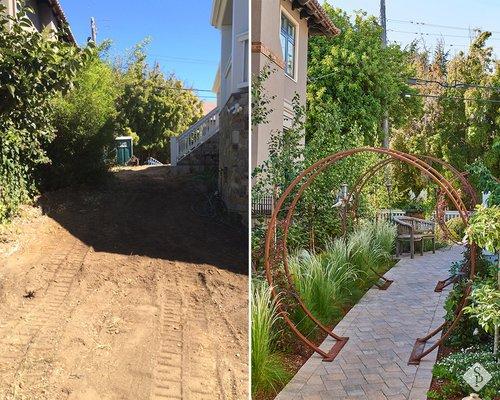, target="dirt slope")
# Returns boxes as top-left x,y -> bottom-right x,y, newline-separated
0,166 -> 248,400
